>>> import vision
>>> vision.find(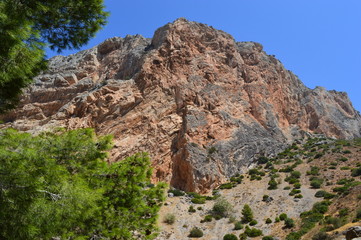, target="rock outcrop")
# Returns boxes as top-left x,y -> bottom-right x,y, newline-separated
2,18 -> 361,192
